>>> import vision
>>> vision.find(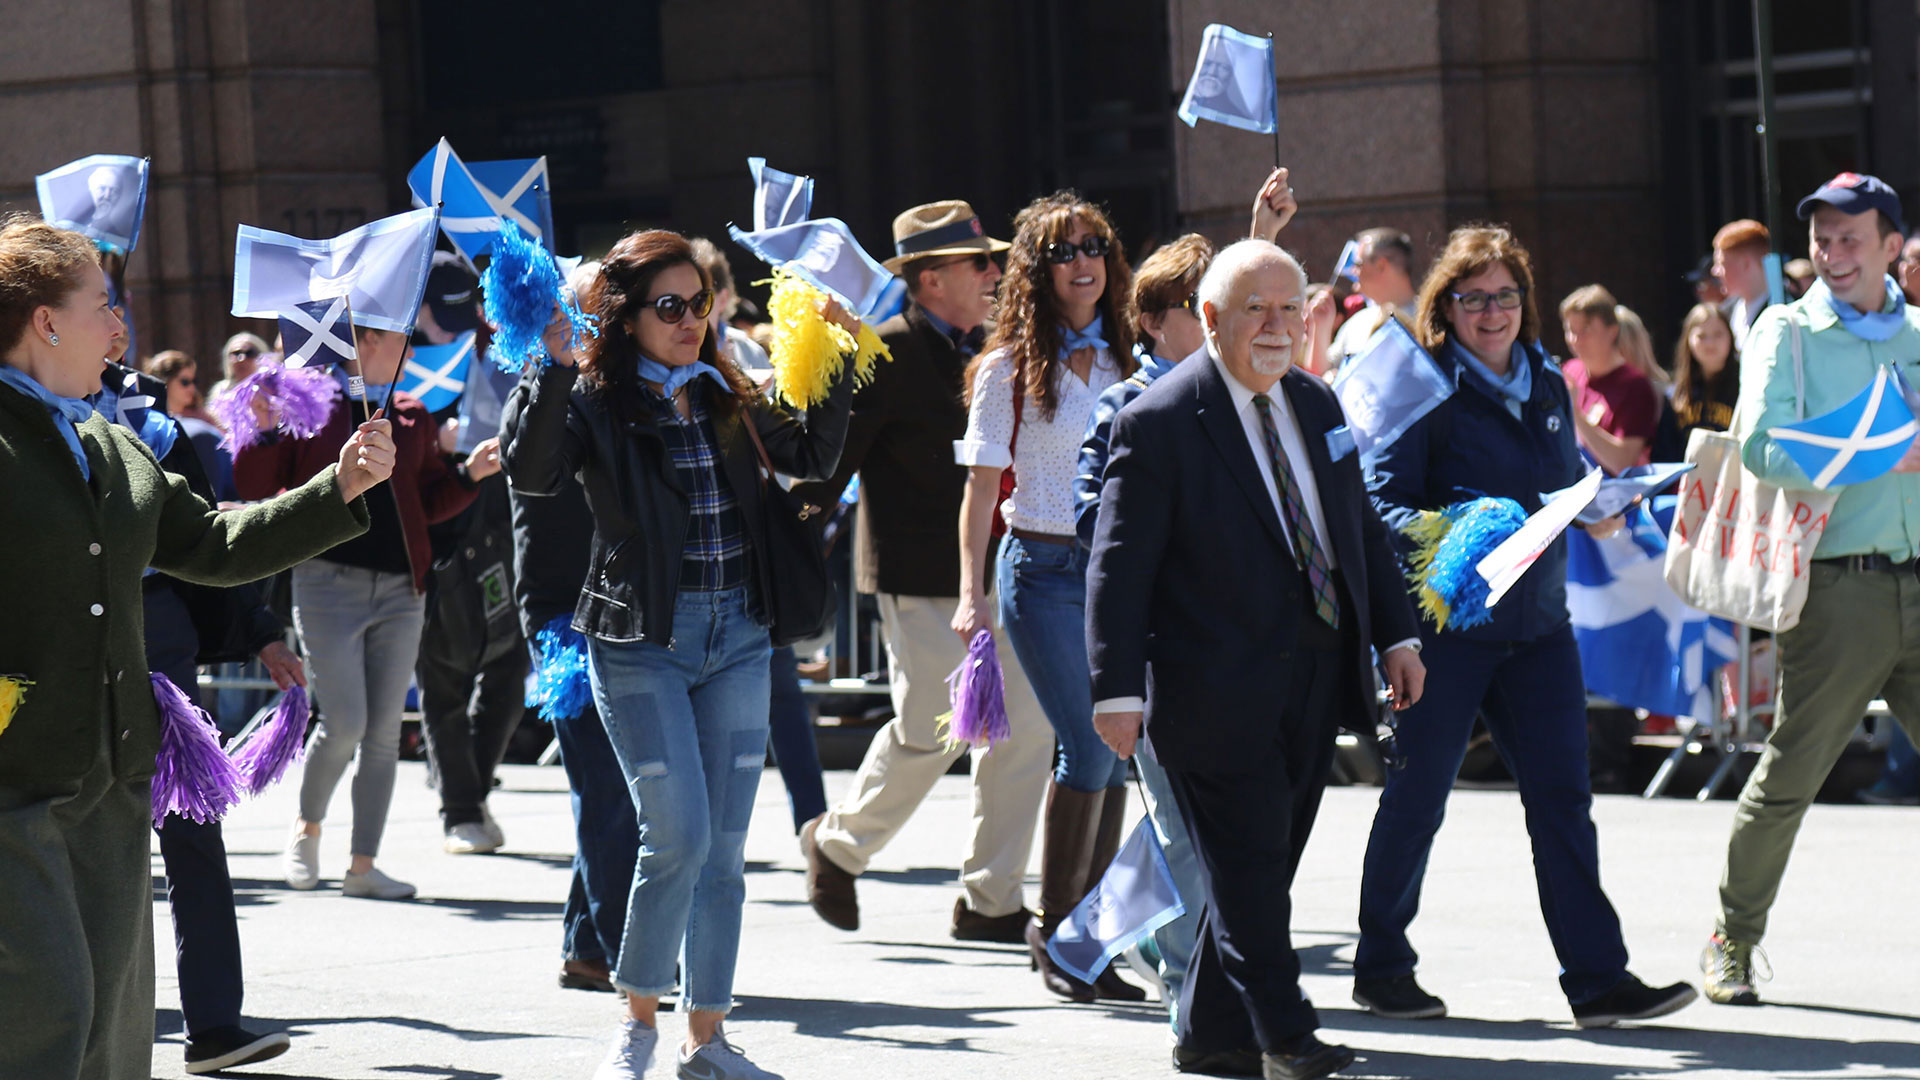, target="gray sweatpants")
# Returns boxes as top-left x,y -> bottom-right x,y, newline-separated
291,561 -> 426,858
